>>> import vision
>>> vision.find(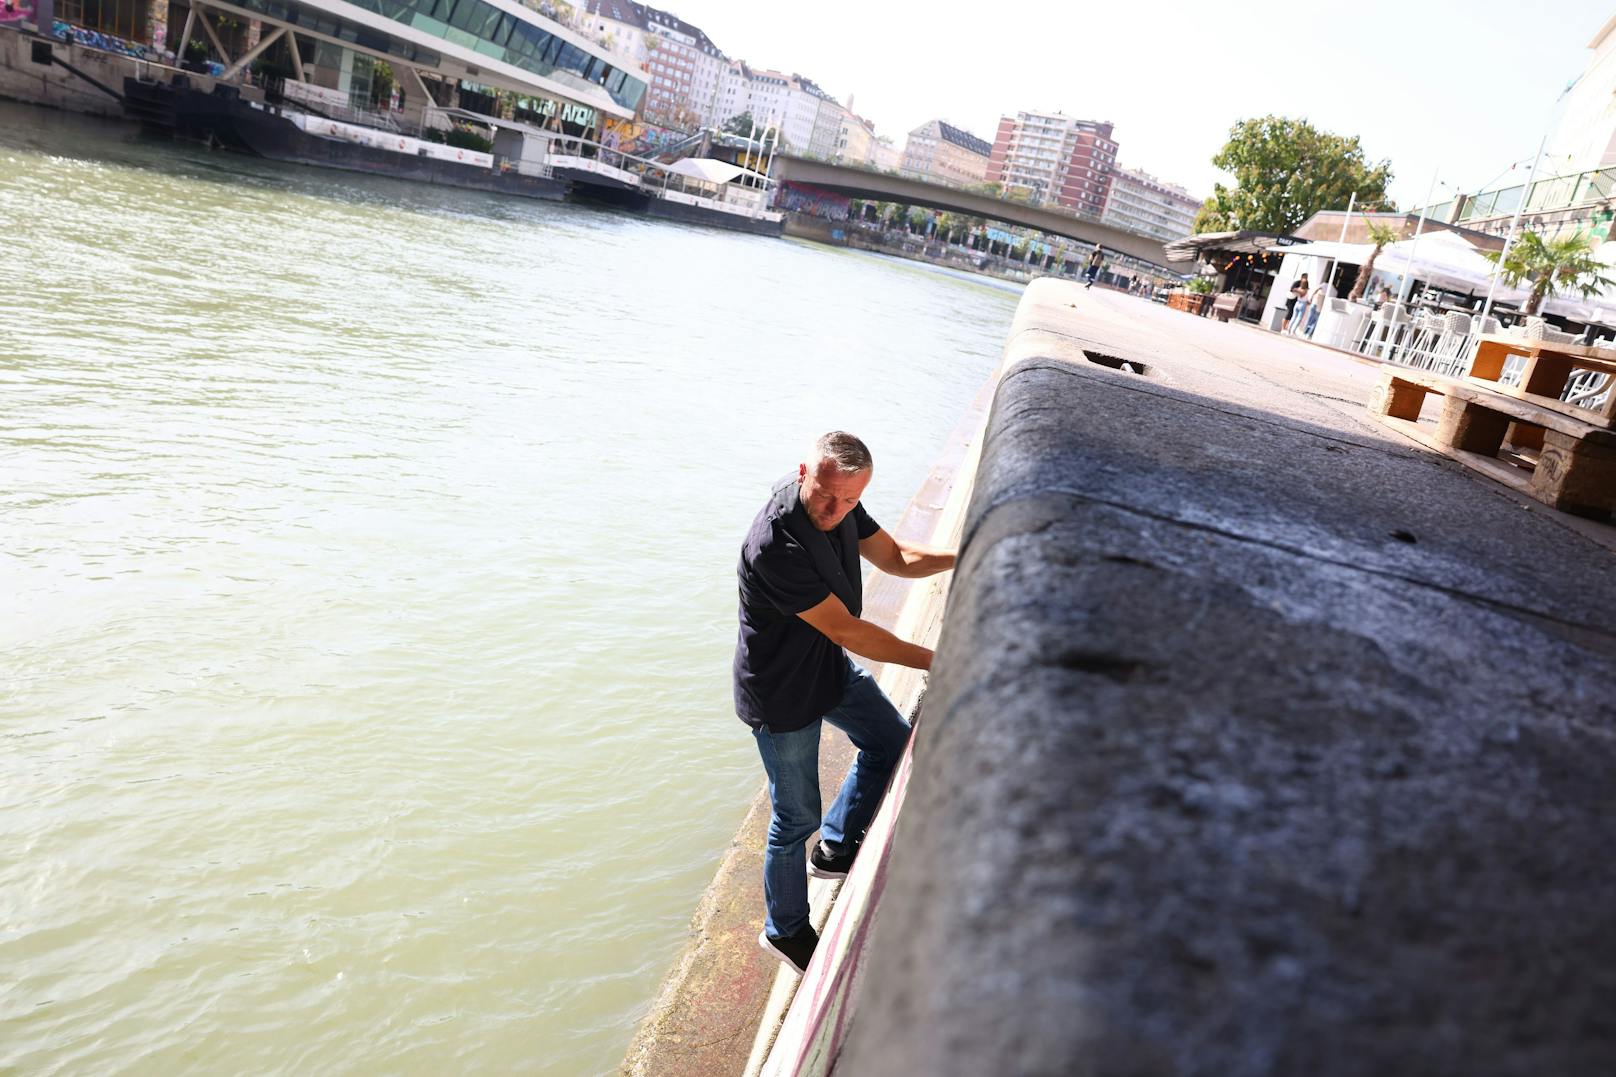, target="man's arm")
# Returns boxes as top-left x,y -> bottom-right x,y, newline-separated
858,527 -> 956,580
796,593 -> 932,671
